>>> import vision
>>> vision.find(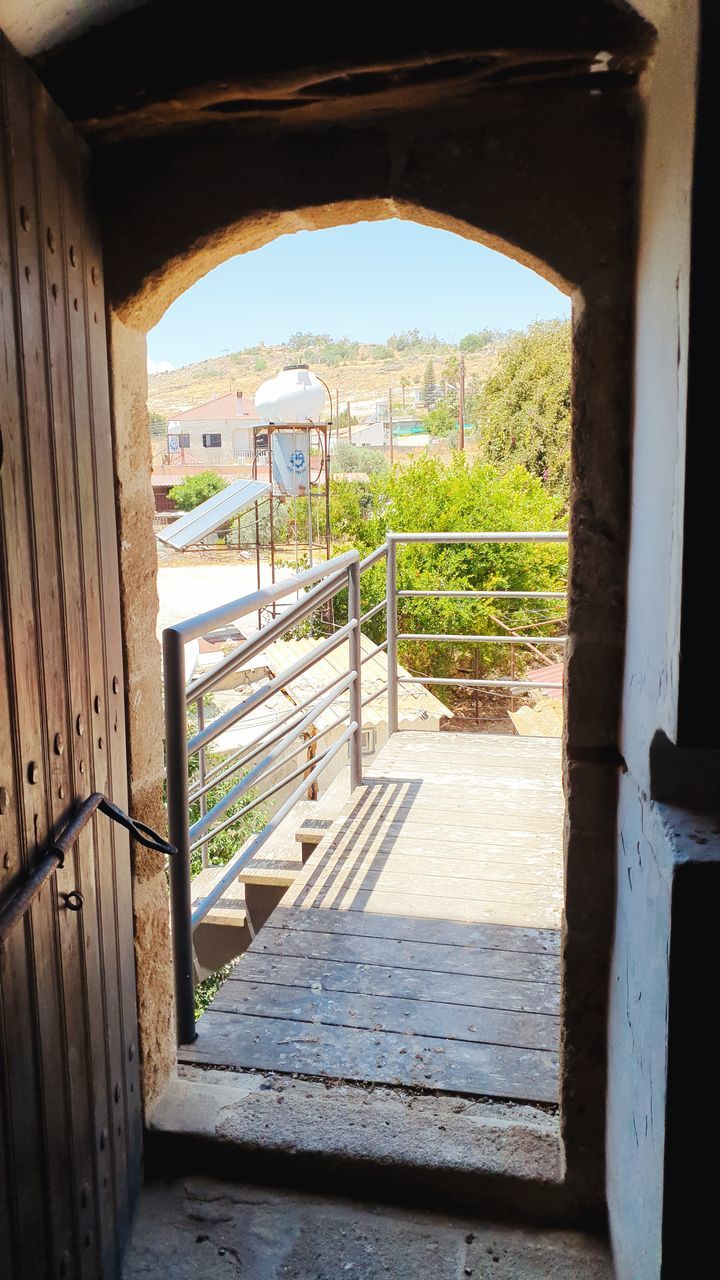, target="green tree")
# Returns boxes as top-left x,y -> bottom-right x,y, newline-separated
459,329 -> 497,352
424,400 -> 459,438
322,453 -> 568,692
169,471 -> 228,511
331,441 -> 389,475
478,319 -> 571,495
422,359 -> 437,408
